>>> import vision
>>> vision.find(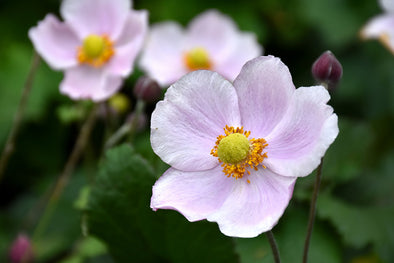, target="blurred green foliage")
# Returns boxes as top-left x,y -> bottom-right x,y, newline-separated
0,0 -> 393,262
